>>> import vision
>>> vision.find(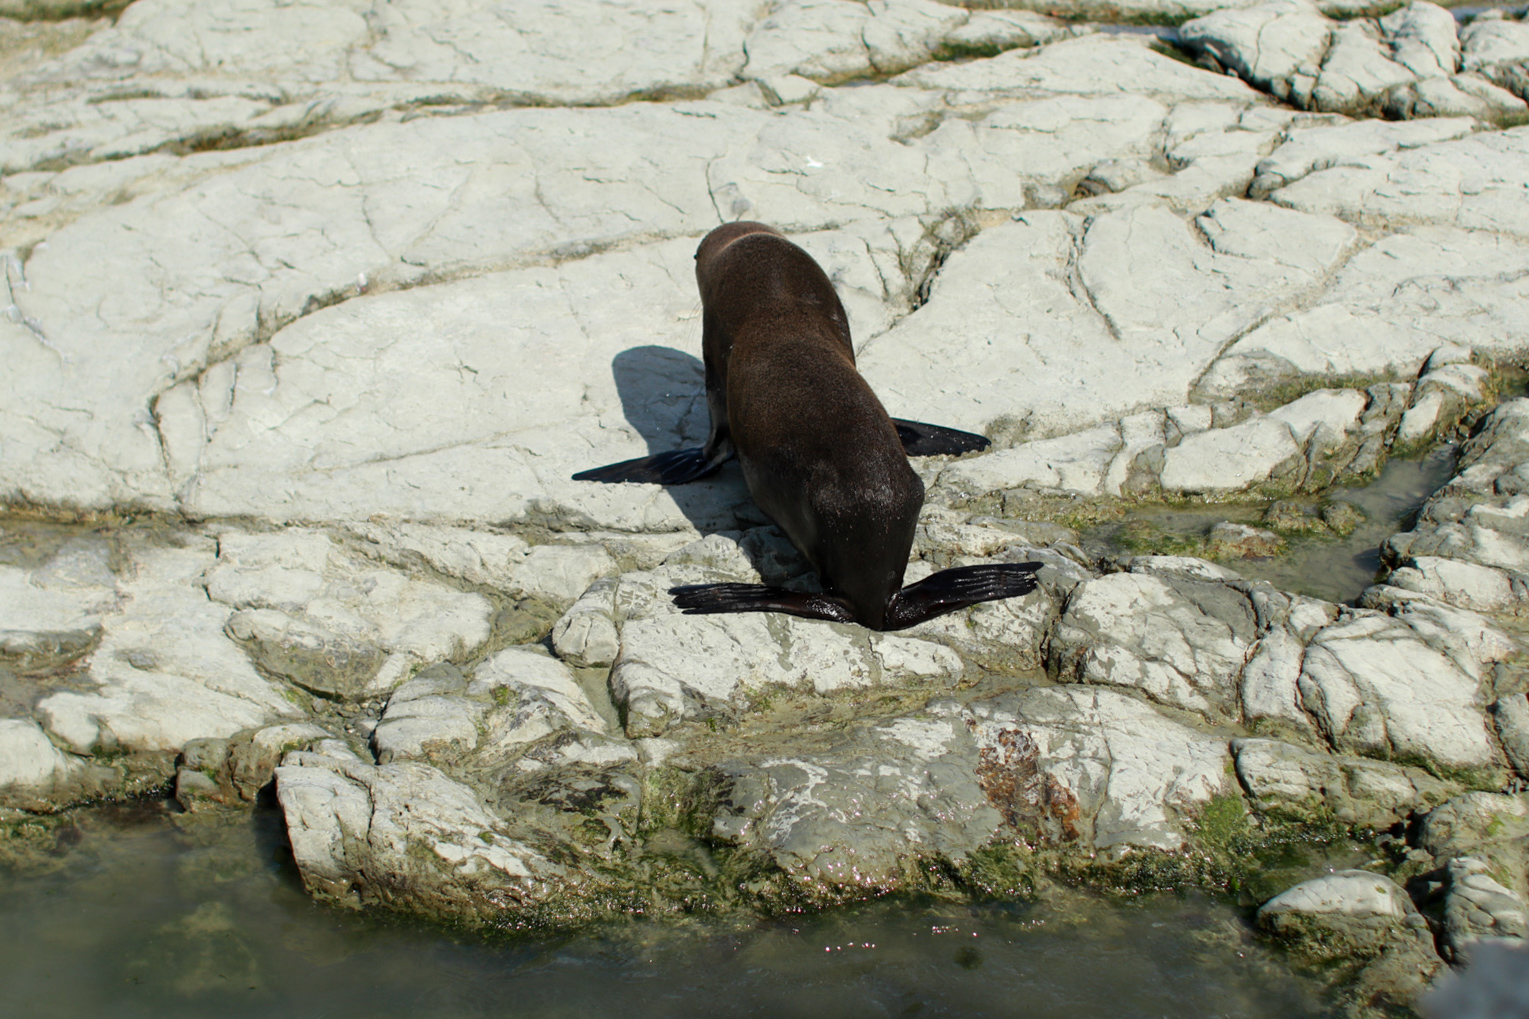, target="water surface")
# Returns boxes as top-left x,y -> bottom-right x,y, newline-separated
1,799 -> 1326,1019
